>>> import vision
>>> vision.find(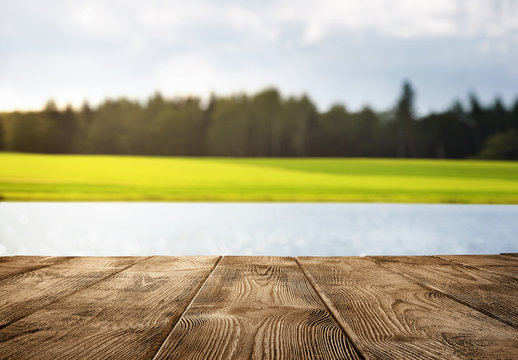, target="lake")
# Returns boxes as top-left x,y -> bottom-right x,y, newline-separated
0,202 -> 517,256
